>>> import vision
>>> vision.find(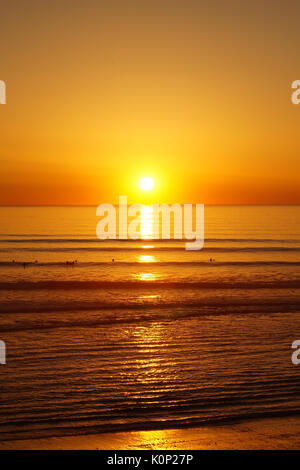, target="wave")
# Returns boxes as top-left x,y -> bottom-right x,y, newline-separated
1,260 -> 300,268
0,279 -> 299,290
1,301 -> 300,328
2,246 -> 300,253
1,236 -> 300,243
1,407 -> 300,441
